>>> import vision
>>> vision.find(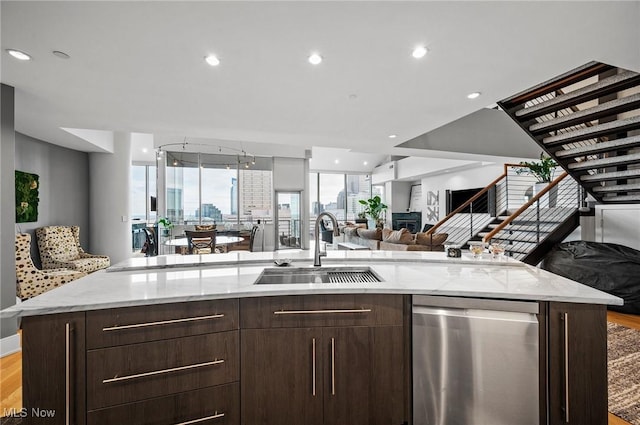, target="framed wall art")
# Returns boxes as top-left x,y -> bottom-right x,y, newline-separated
15,170 -> 39,223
